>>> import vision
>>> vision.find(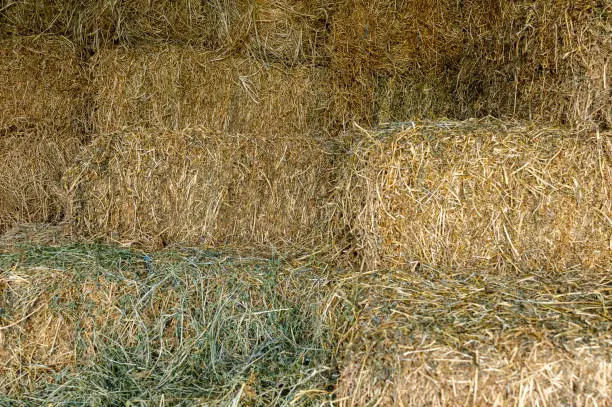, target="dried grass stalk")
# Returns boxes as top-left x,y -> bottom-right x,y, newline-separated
63,128 -> 336,249
334,119 -> 611,272
90,45 -> 331,136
